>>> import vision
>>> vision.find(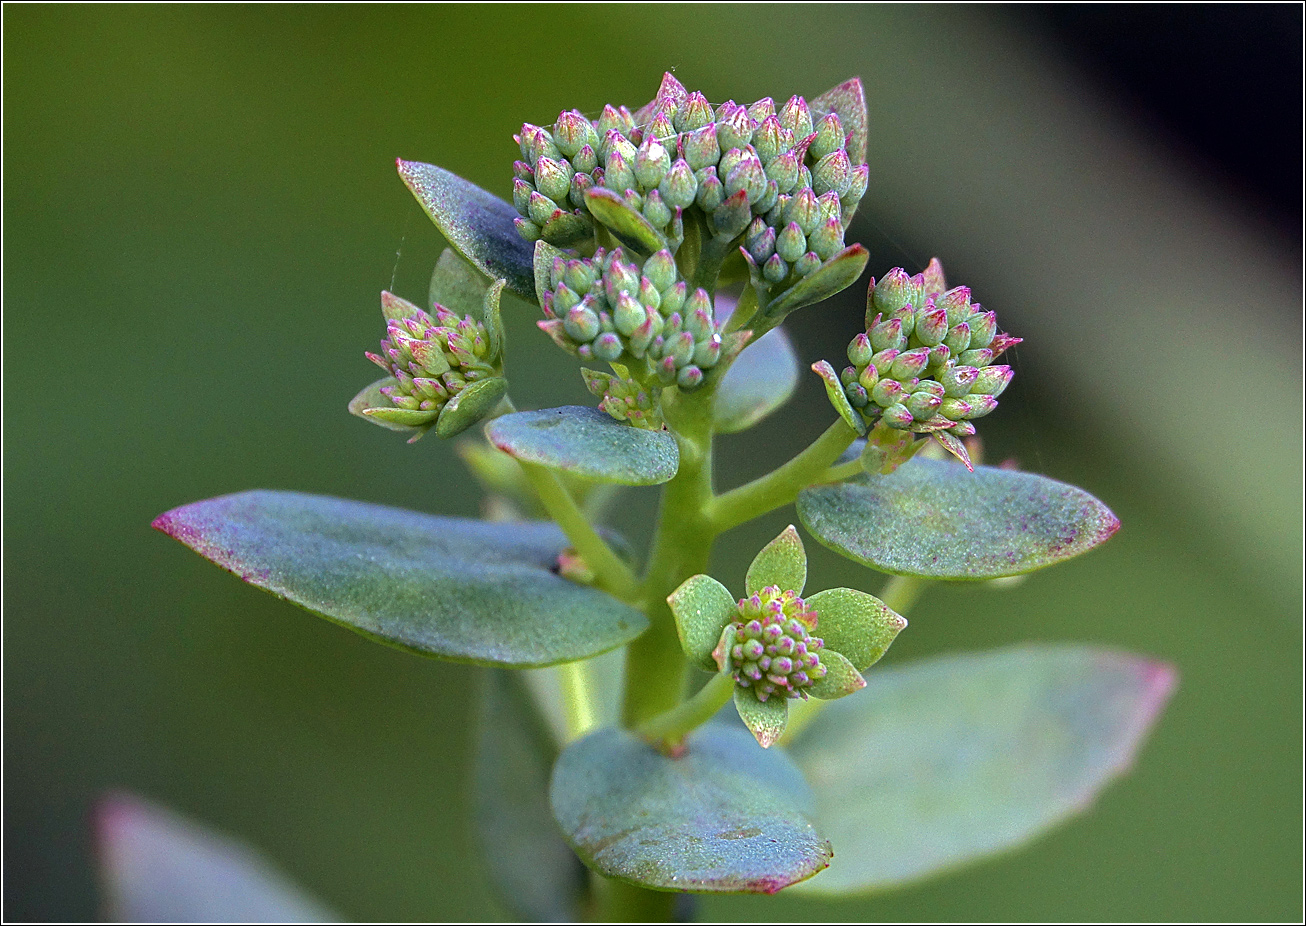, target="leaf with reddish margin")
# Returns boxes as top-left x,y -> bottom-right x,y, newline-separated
397,159 -> 536,301
96,792 -> 337,922
797,456 -> 1120,579
788,645 -> 1176,894
153,490 -> 646,666
551,725 -> 832,893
